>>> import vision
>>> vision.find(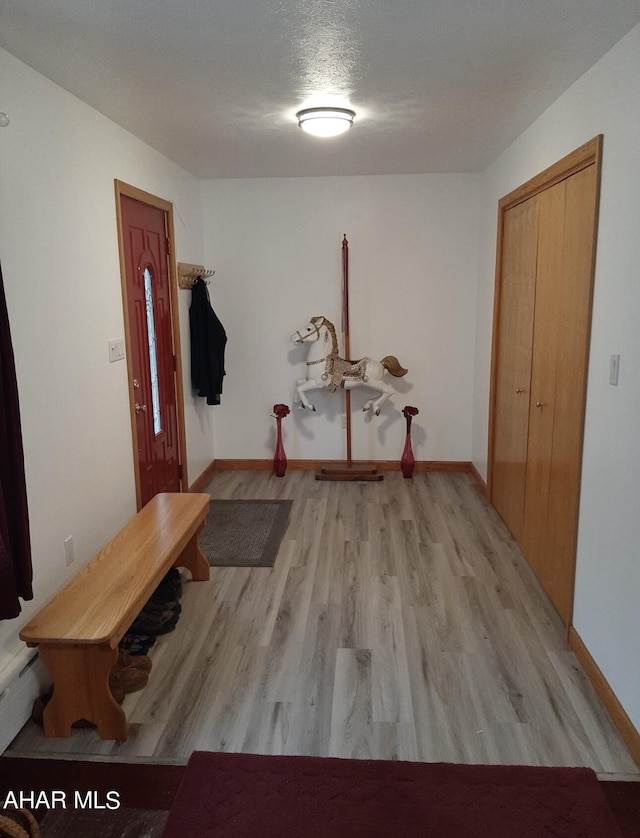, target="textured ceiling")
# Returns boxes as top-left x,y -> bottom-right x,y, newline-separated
1,0 -> 640,178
